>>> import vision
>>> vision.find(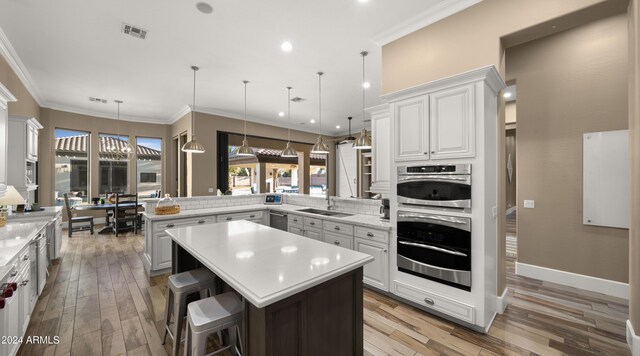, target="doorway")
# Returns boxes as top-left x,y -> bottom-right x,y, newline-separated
504,85 -> 517,258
